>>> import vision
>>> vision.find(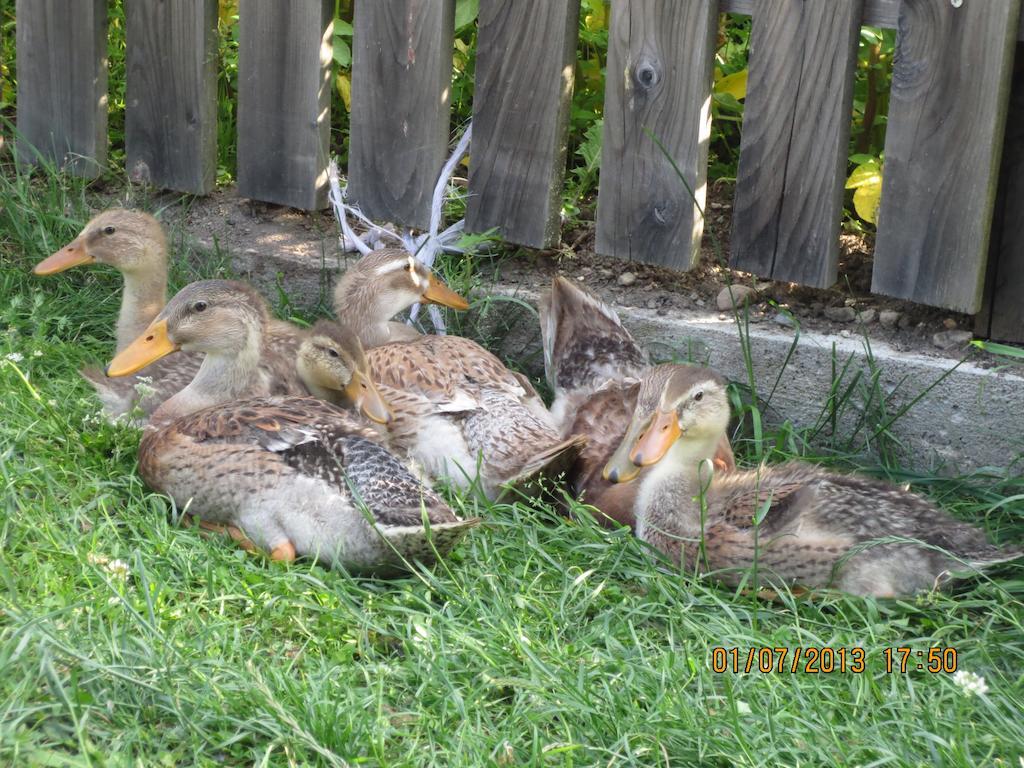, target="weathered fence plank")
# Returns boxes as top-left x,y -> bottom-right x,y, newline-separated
979,43 -> 1024,343
466,0 -> 580,248
15,0 -> 107,176
125,0 -> 218,195
595,0 -> 718,268
723,1 -> 1024,42
237,1 -> 333,210
731,0 -> 862,287
872,0 -> 1021,313
348,0 -> 454,229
